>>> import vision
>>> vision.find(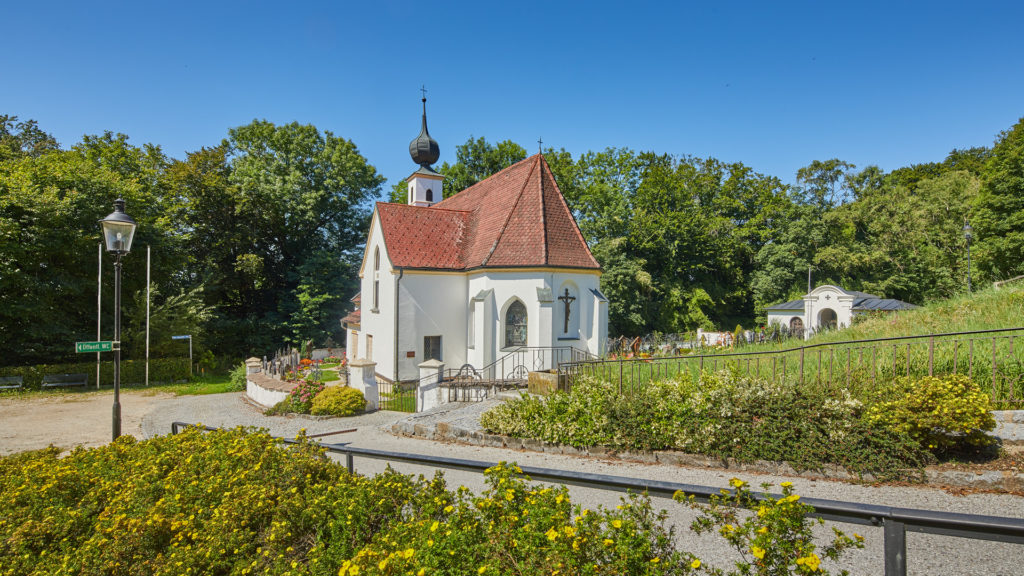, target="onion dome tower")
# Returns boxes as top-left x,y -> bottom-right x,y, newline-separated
406,94 -> 443,207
